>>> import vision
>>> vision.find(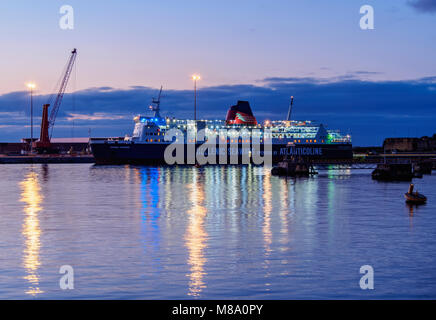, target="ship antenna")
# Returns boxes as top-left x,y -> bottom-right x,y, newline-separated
286,96 -> 294,121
